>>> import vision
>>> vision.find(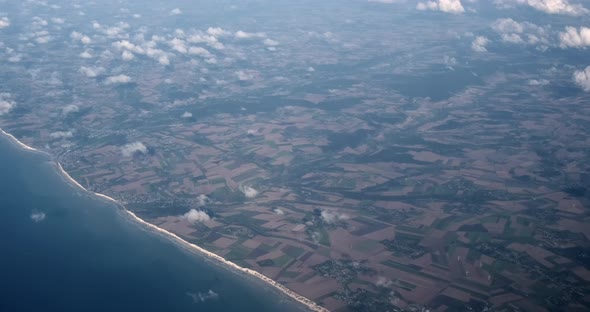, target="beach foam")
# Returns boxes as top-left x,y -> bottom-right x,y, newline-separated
0,128 -> 329,312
